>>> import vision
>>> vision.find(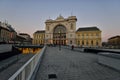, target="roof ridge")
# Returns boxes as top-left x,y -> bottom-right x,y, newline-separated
77,27 -> 100,32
